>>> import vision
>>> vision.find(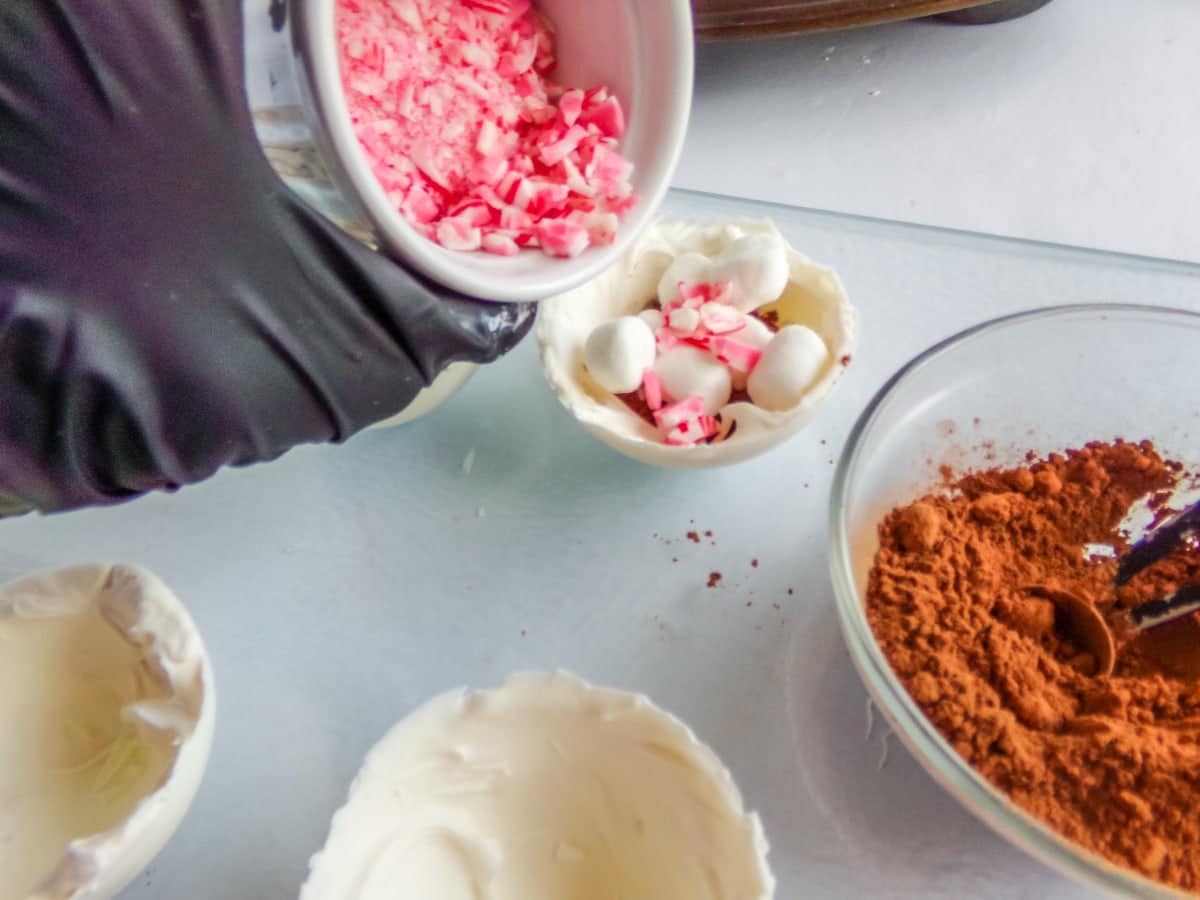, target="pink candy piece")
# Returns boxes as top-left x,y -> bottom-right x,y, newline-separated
579,96 -> 626,138
642,368 -> 664,411
538,124 -> 589,167
654,395 -> 705,430
699,302 -> 745,335
651,395 -> 719,446
558,88 -> 584,127
482,232 -> 520,256
677,281 -> 733,306
436,218 -> 482,251
573,210 -> 619,247
709,336 -> 762,375
537,218 -> 590,258
464,0 -> 531,16
655,331 -> 681,353
338,0 -> 636,258
626,278 -> 775,445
